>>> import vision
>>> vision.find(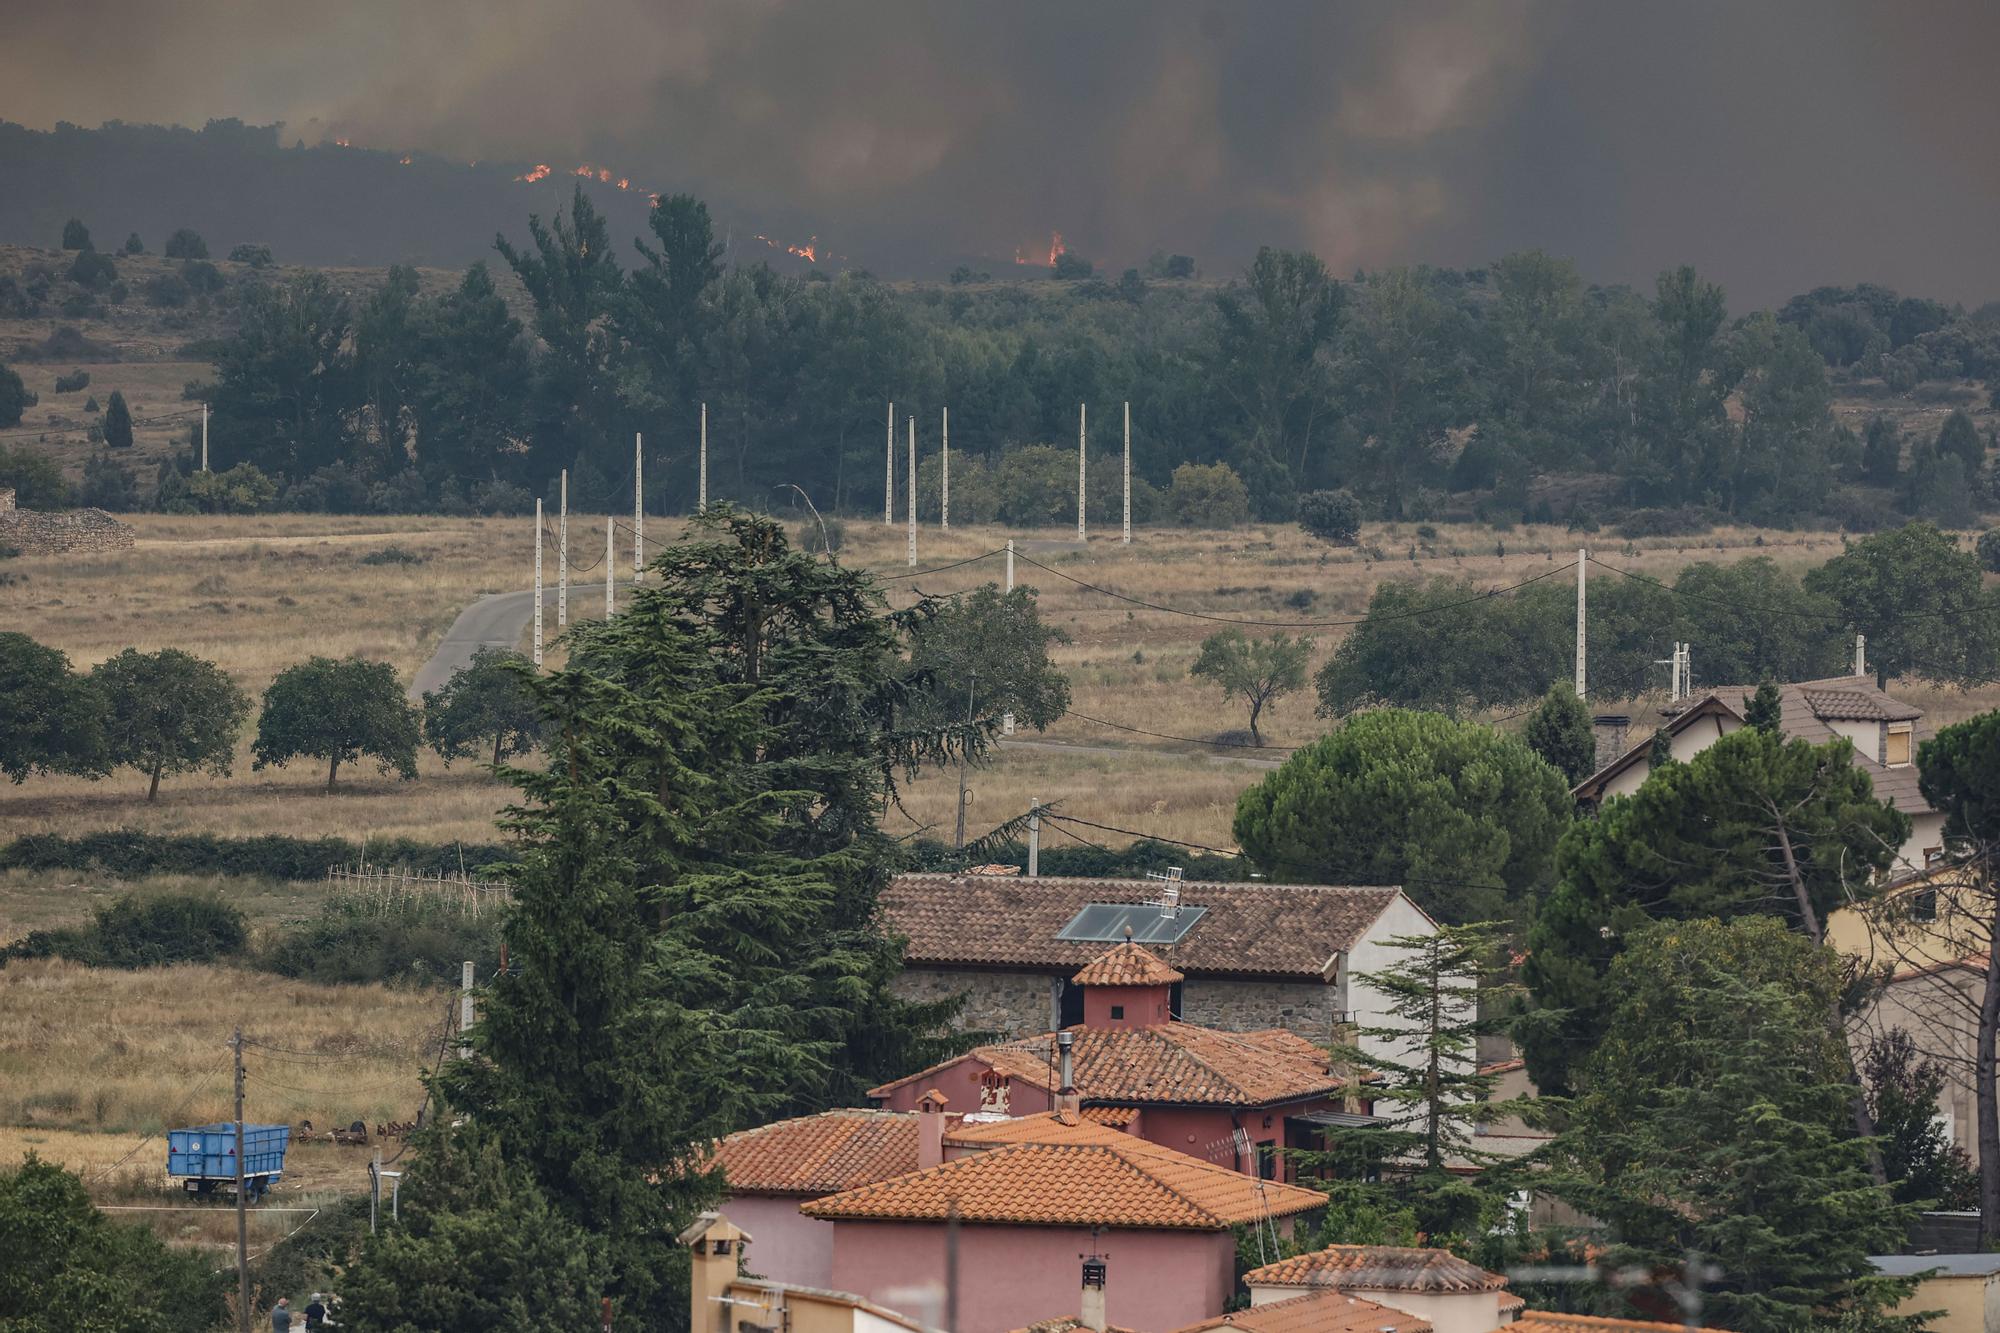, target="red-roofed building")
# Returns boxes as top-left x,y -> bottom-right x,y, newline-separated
1244,1245 -> 1509,1333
